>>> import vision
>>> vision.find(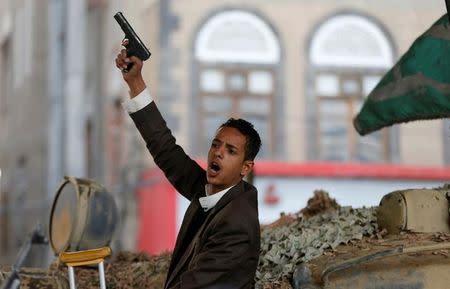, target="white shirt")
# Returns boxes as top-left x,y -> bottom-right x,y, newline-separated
122,88 -> 233,211
122,88 -> 153,113
199,184 -> 235,212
